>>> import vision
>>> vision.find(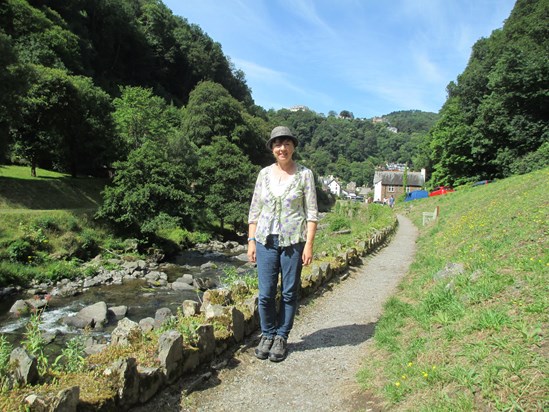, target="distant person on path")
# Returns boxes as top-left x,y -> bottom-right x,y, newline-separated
389,195 -> 395,208
247,126 -> 318,362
